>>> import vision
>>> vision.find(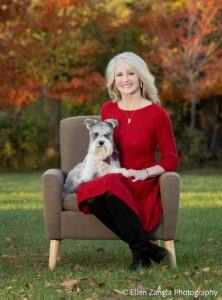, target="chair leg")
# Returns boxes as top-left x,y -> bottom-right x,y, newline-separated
151,240 -> 160,246
49,240 -> 61,270
164,240 -> 177,268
